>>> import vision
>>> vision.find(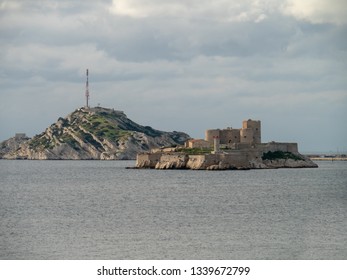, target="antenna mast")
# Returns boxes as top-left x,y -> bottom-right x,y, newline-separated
85,69 -> 90,108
